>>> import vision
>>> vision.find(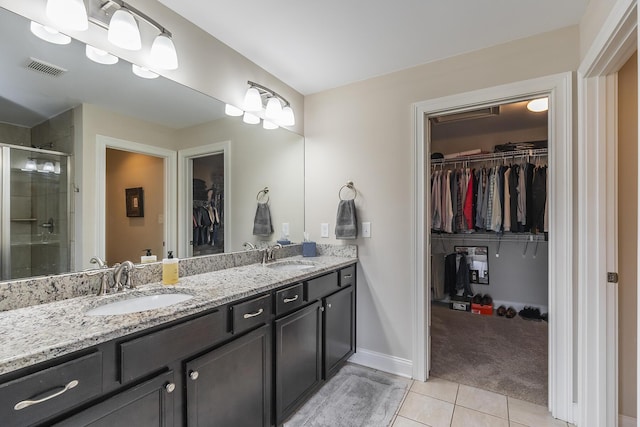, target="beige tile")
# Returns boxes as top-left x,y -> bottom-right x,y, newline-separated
398,391 -> 454,427
452,406 -> 509,427
411,376 -> 459,403
510,423 -> 528,427
456,384 -> 508,419
393,415 -> 429,426
508,397 -> 567,426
